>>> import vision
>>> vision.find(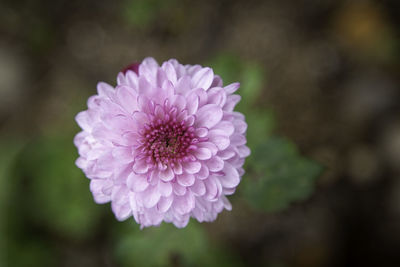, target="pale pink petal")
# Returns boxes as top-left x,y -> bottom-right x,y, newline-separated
127,173 -> 149,192
157,195 -> 173,212
159,167 -> 174,182
177,173 -> 195,187
193,147 -> 212,160
195,104 -> 223,128
224,82 -> 240,94
182,161 -> 201,174
173,192 -> 195,214
191,67 -> 214,90
190,179 -> 206,196
158,181 -> 173,197
219,162 -> 240,188
173,183 -> 187,196
206,157 -> 224,172
141,186 -> 161,209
